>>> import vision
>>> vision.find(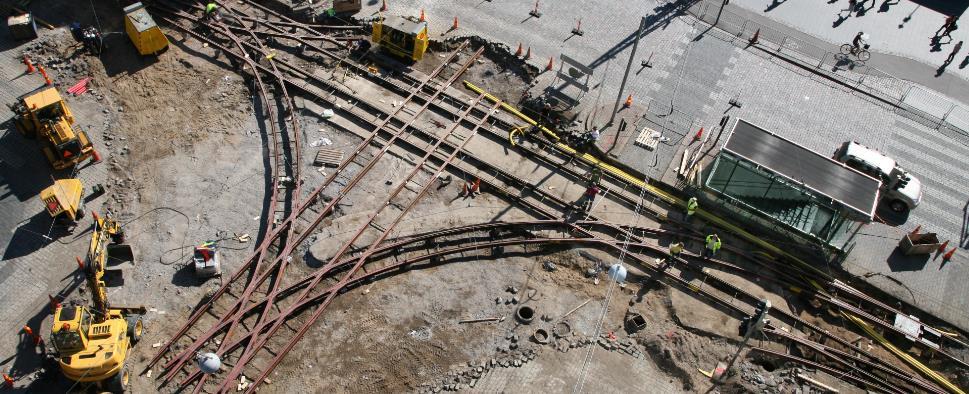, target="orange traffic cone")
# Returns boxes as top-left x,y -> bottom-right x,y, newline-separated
39,65 -> 51,86
545,56 -> 554,71
23,55 -> 34,74
92,211 -> 100,223
419,8 -> 425,22
910,225 -> 921,235
942,247 -> 956,262
380,0 -> 387,12
938,240 -> 949,253
90,149 -> 102,164
515,43 -> 523,57
48,294 -> 60,313
749,29 -> 760,45
76,256 -> 84,270
623,94 -> 633,108
451,16 -> 458,31
524,46 -> 532,60
3,373 -> 12,388
694,127 -> 704,141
